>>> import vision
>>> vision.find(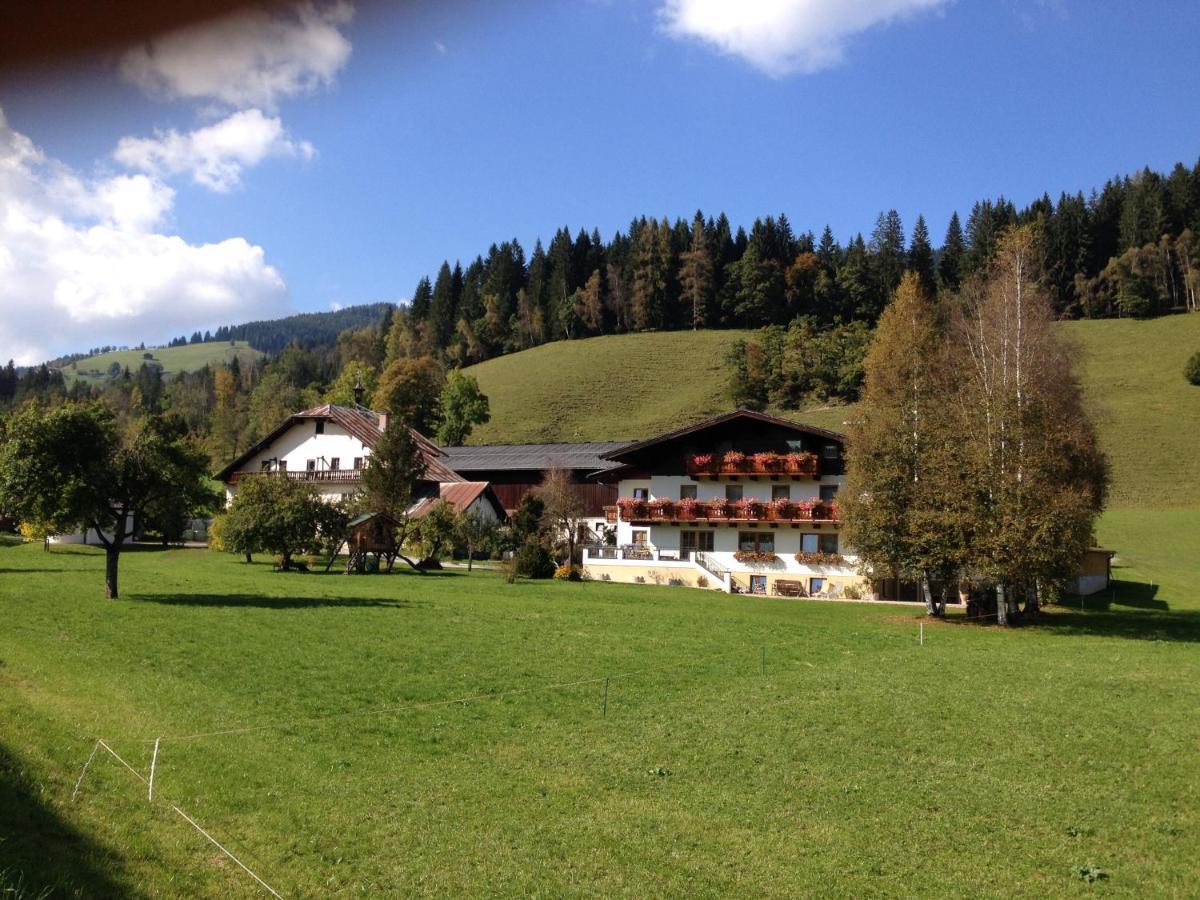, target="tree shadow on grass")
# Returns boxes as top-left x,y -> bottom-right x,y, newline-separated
1038,579 -> 1199,642
1032,607 -> 1200,643
0,741 -> 128,899
1057,577 -> 1169,612
129,592 -> 421,609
